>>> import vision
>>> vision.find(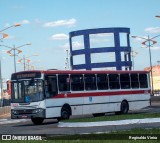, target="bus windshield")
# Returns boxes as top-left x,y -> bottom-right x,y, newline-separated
11,79 -> 44,103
